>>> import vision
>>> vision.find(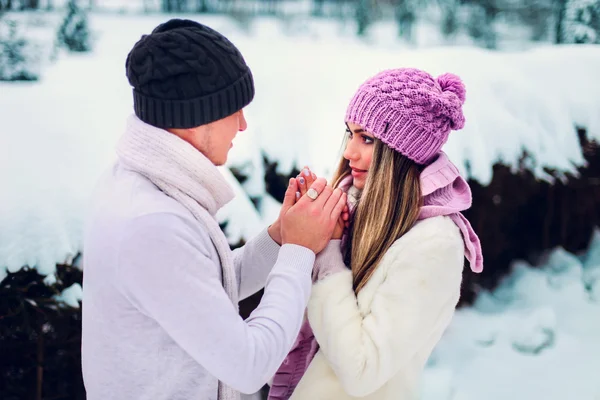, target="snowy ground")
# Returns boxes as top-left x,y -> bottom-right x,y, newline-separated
1,12 -> 599,399
421,230 -> 600,399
